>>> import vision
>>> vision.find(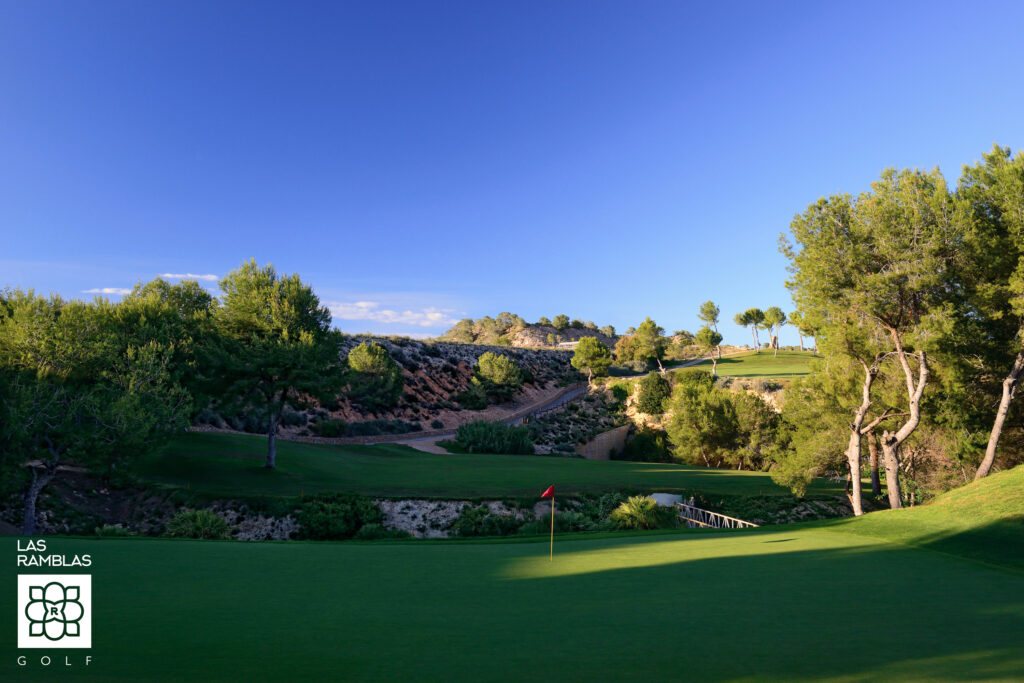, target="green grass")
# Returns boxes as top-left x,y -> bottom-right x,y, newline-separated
679,349 -> 814,378
4,468 -> 1023,680
137,432 -> 841,499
